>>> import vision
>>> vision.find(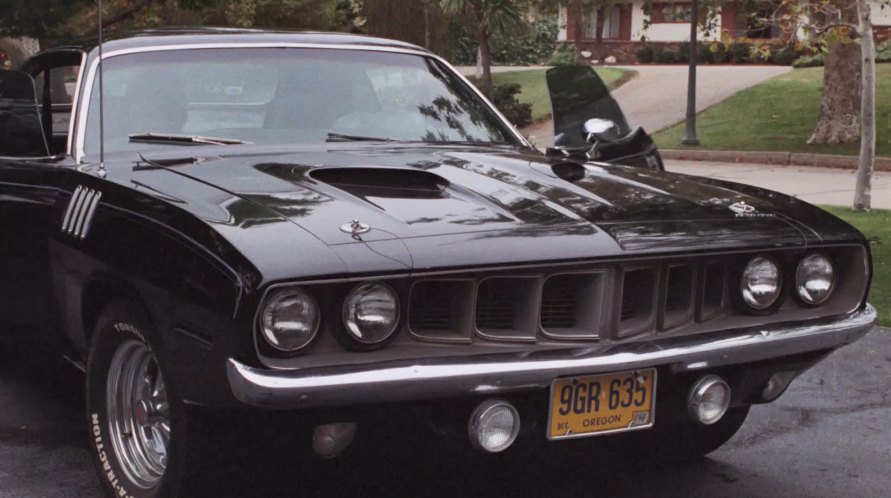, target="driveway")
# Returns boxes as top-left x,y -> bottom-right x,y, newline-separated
667,160 -> 891,210
1,326 -> 889,497
521,65 -> 791,148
